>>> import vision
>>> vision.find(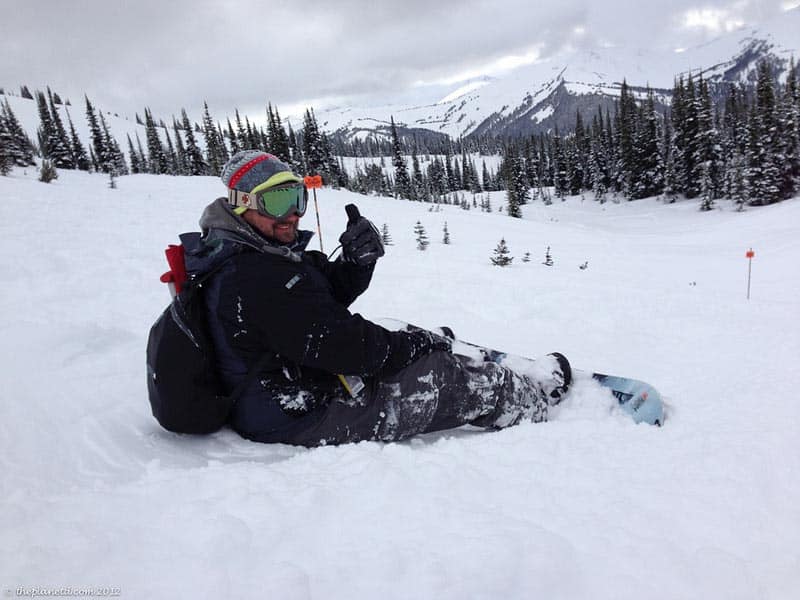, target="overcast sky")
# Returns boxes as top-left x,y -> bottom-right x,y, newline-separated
2,0 -> 797,124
